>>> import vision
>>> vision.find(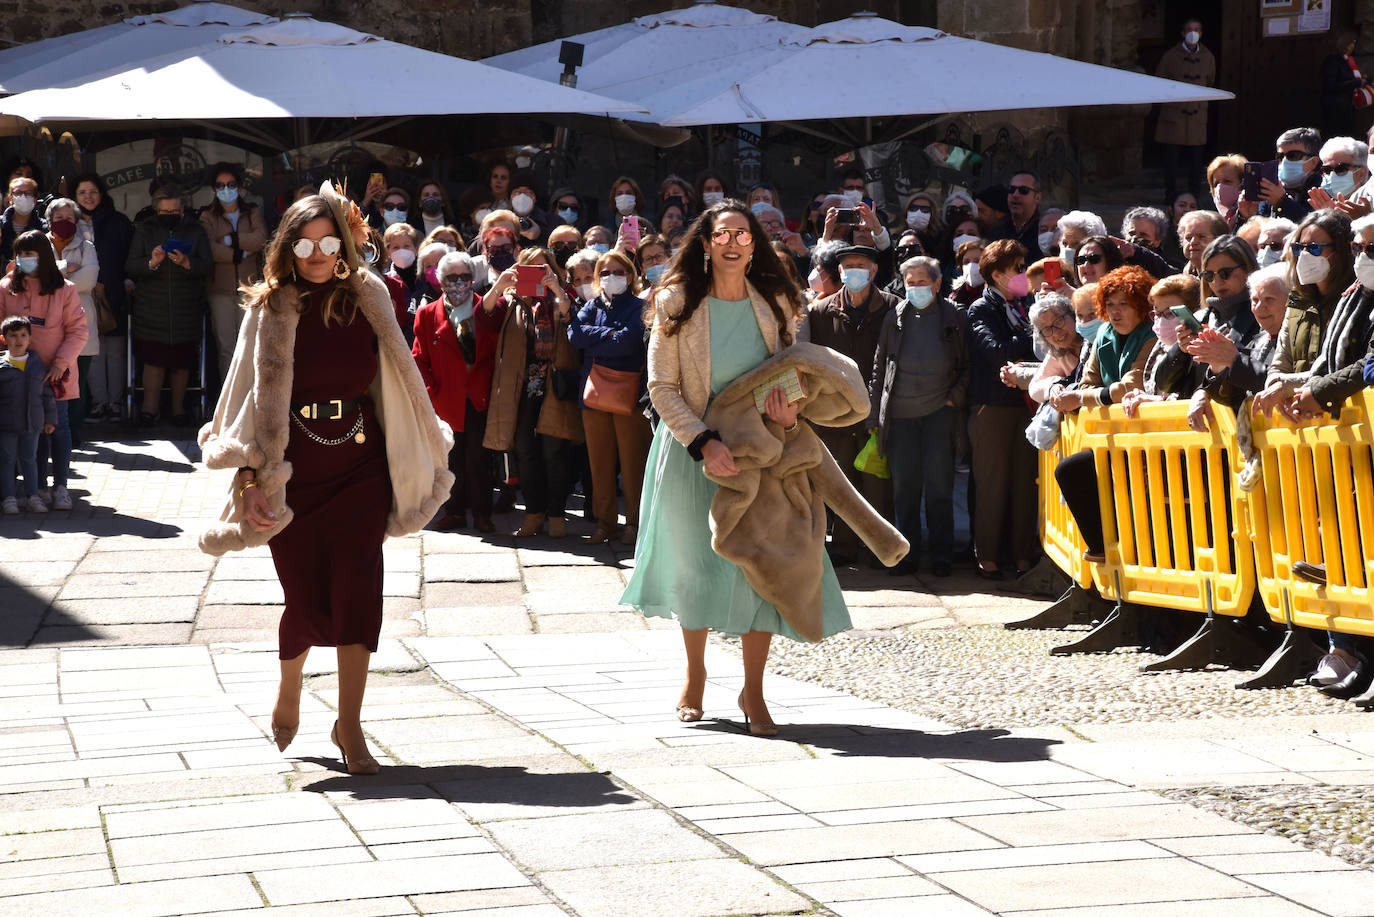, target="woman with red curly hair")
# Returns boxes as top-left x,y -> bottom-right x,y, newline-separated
1051,264 -> 1157,560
